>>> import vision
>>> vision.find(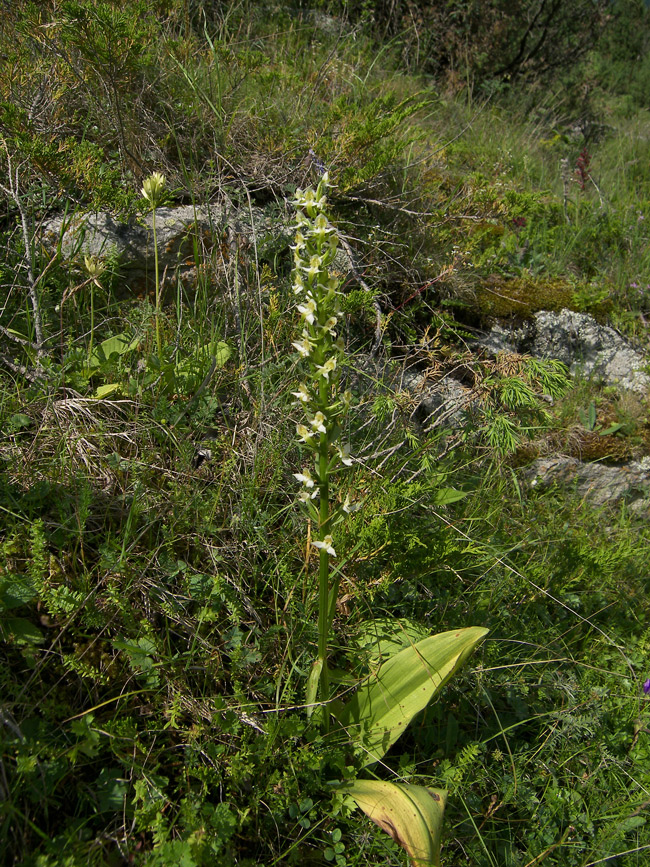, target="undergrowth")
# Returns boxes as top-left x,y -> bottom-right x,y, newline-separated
1,2 -> 650,866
